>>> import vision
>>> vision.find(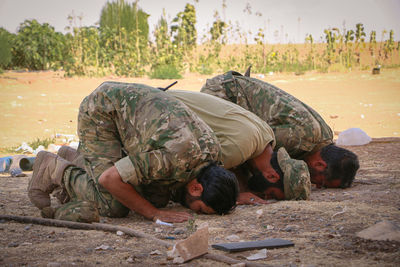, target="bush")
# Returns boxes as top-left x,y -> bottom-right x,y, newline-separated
149,64 -> 182,79
0,28 -> 12,69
